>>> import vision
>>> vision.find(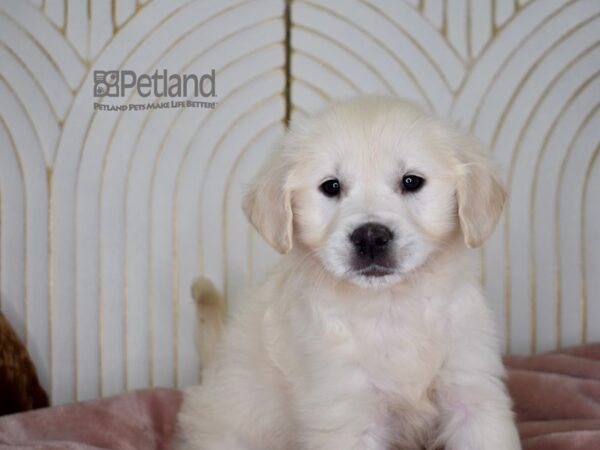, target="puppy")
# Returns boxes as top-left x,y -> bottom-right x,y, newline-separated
177,97 -> 521,450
